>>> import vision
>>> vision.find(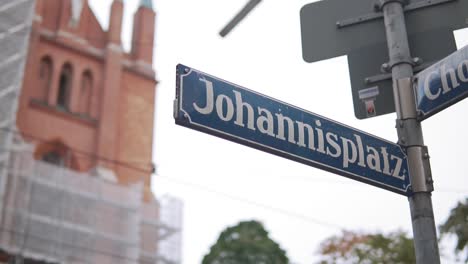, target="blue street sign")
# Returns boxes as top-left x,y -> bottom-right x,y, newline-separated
174,64 -> 411,195
415,45 -> 468,120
